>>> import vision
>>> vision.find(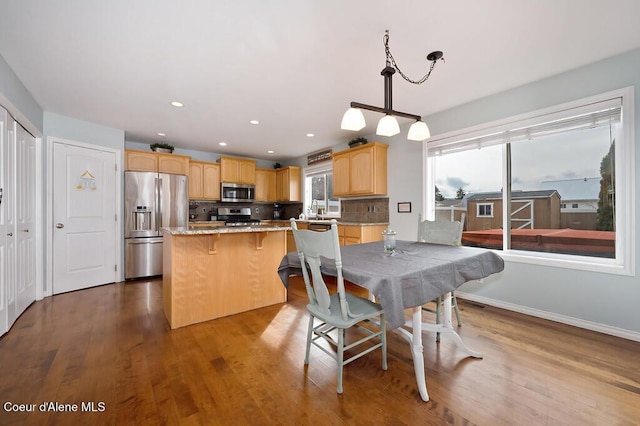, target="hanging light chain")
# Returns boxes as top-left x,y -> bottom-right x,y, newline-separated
383,30 -> 443,85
